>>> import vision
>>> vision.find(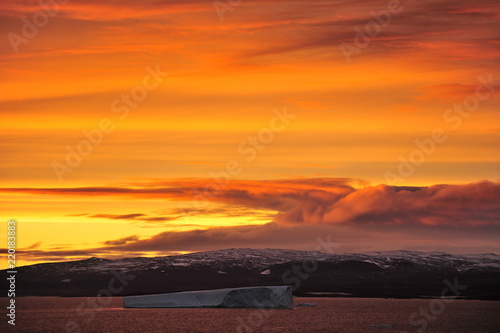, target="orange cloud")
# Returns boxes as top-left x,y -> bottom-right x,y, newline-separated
2,179 -> 498,227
